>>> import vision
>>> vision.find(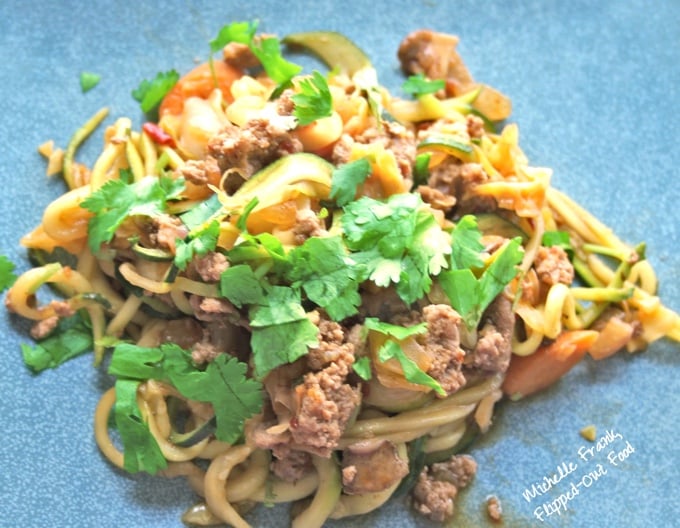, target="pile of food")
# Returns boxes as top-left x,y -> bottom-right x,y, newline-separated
5,21 -> 678,527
